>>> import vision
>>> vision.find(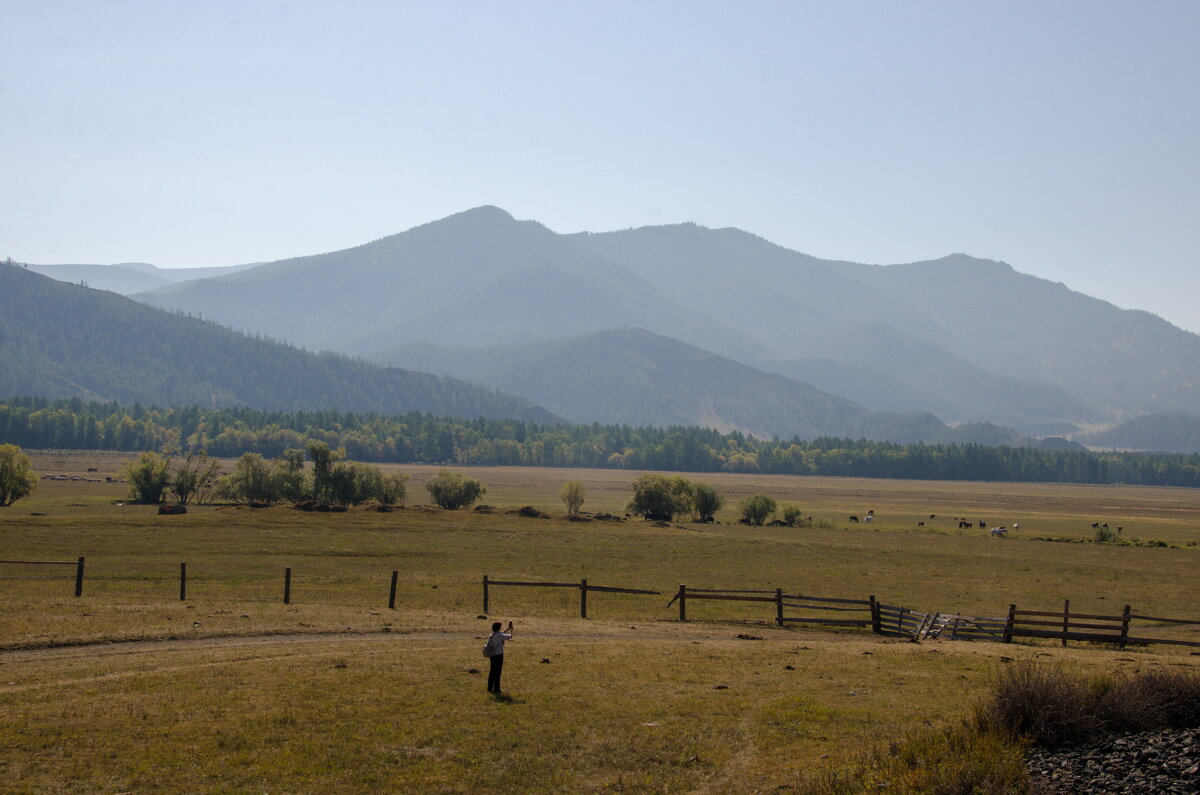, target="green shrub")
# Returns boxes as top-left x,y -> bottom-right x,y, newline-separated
0,444 -> 38,507
123,452 -> 174,504
780,504 -> 803,526
425,470 -> 486,510
739,494 -> 776,526
627,473 -> 692,520
1094,525 -> 1120,543
691,482 -> 725,522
